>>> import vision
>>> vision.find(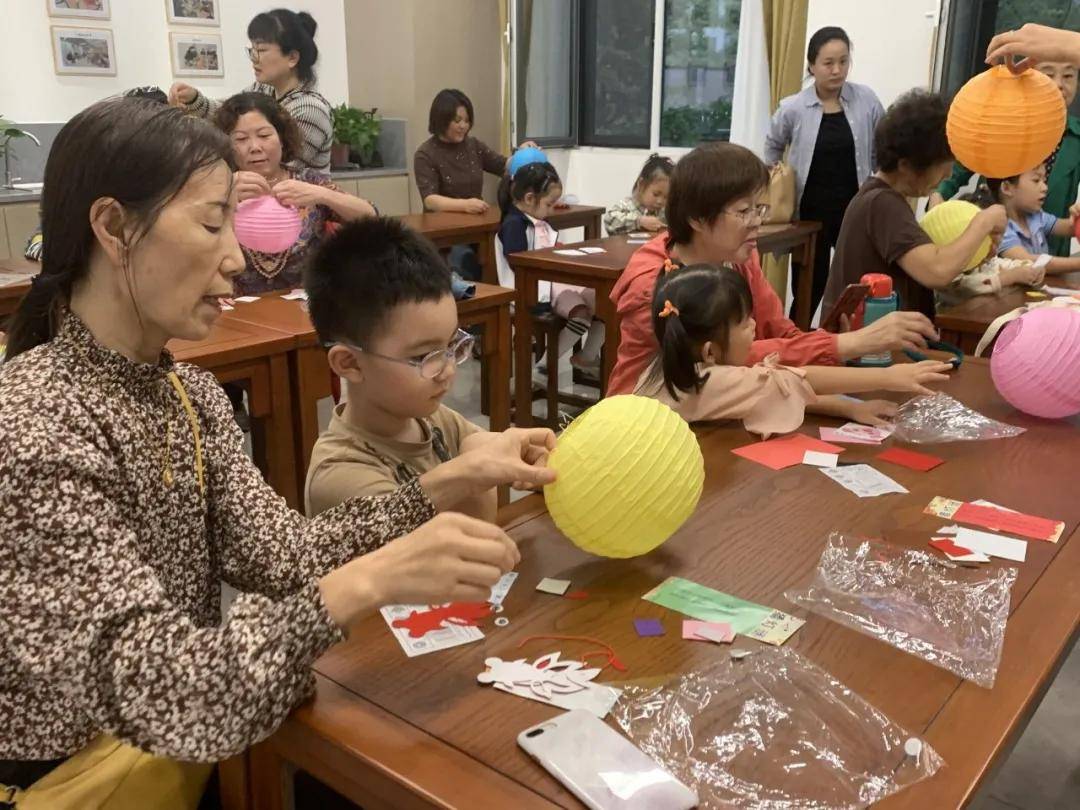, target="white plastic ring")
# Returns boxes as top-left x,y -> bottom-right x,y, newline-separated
494,617 -> 510,627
